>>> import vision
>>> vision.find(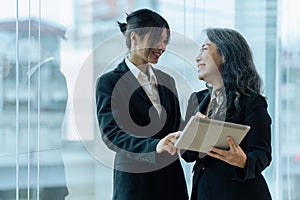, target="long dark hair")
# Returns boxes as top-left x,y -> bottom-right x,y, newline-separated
117,9 -> 170,50
204,28 -> 262,117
